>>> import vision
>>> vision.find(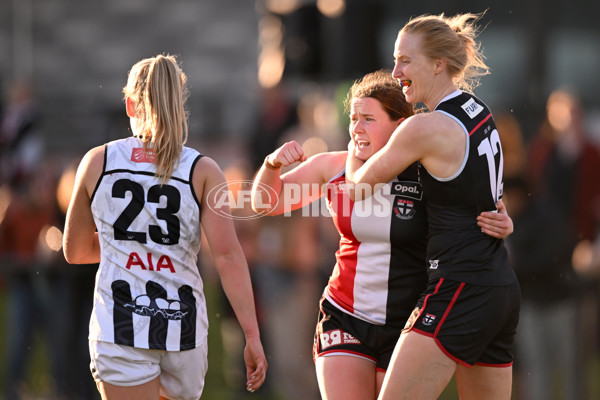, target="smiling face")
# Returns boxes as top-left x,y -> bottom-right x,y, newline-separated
349,97 -> 402,161
392,32 -> 437,105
